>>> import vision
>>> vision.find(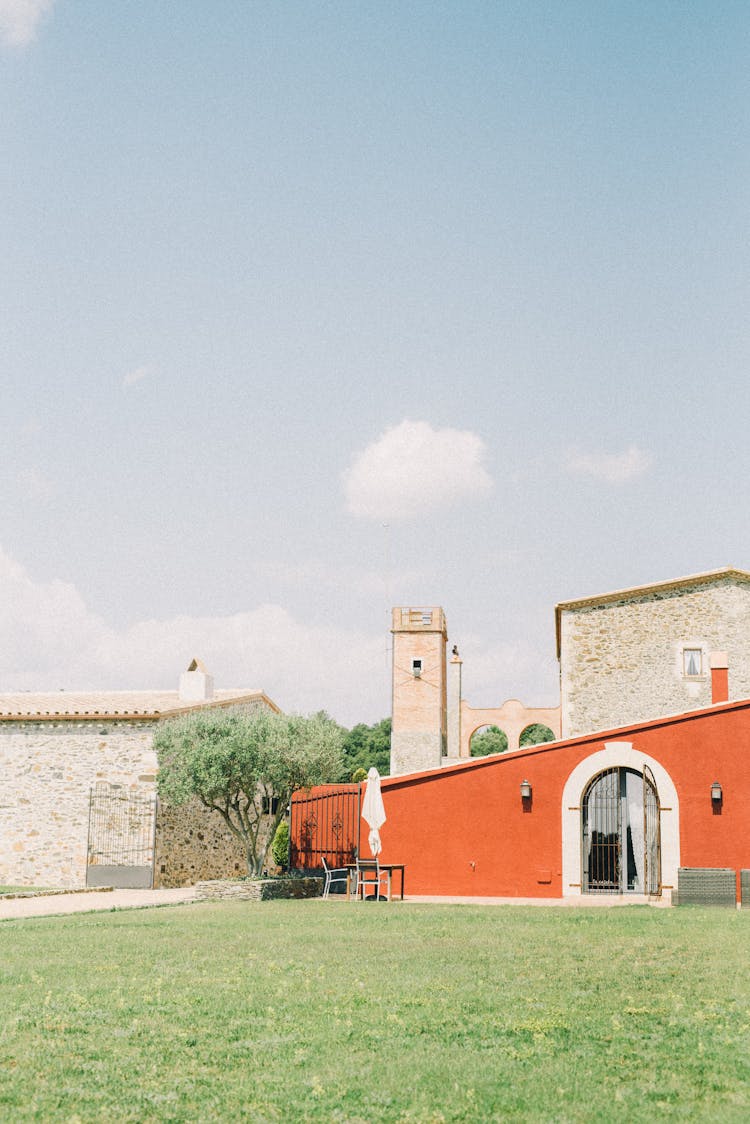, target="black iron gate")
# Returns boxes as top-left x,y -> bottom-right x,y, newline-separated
289,785 -> 361,876
86,782 -> 157,888
582,766 -> 660,895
